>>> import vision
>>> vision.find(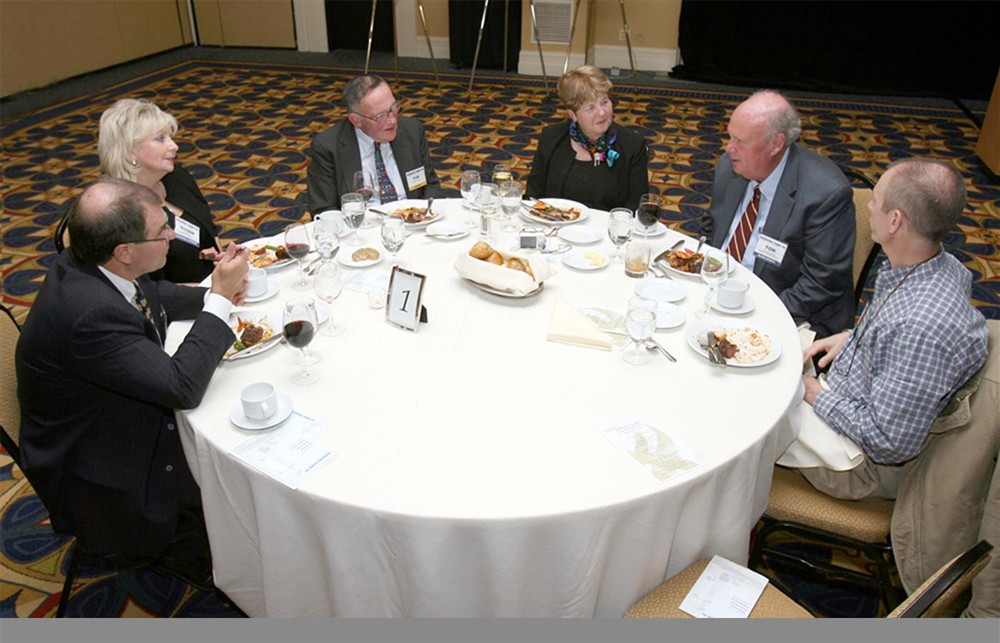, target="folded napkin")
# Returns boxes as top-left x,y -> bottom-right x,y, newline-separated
778,377 -> 865,471
546,298 -> 612,351
453,247 -> 553,296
